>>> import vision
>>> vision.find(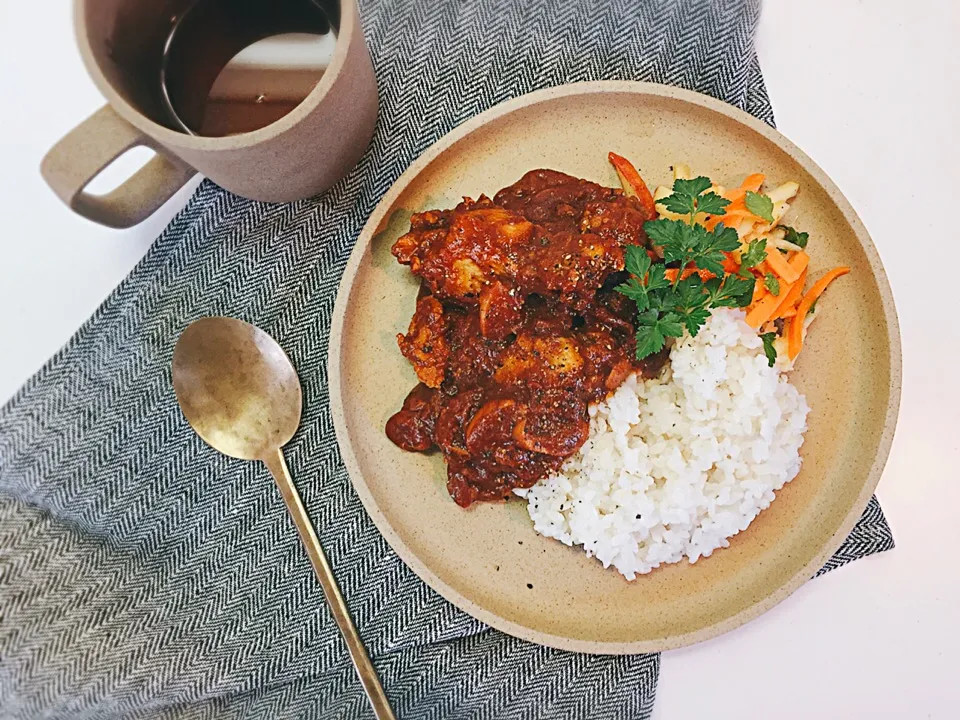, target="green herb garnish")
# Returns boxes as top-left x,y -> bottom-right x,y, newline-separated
645,219 -> 741,279
656,176 -> 730,219
704,274 -> 755,308
617,178 -> 757,359
635,309 -> 685,358
764,272 -> 780,296
760,332 -> 778,367
745,191 -> 774,223
739,238 -> 767,270
781,225 -> 809,249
